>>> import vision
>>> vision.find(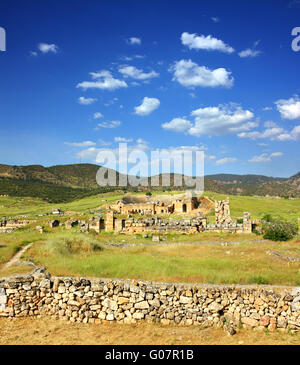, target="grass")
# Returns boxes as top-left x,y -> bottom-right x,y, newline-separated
204,192 -> 300,221
1,317 -> 300,345
0,229 -> 42,267
2,190 -> 300,220
22,235 -> 300,286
